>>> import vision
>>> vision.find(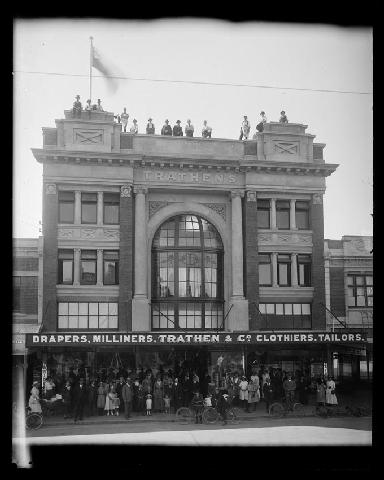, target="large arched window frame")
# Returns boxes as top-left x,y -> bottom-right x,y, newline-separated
151,214 -> 224,330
